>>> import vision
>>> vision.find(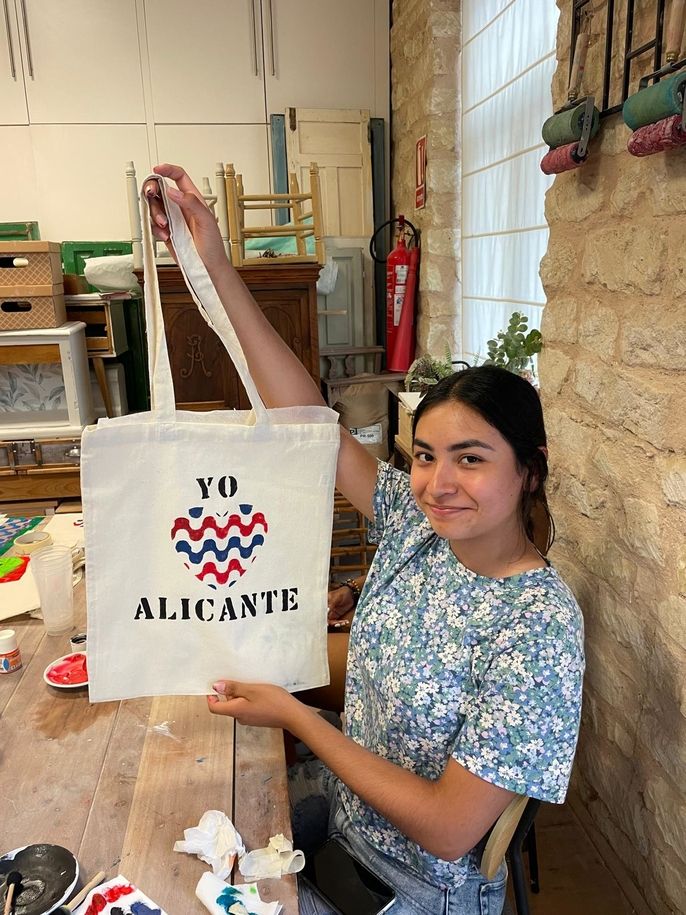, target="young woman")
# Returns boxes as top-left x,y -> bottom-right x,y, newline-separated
146,165 -> 584,915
